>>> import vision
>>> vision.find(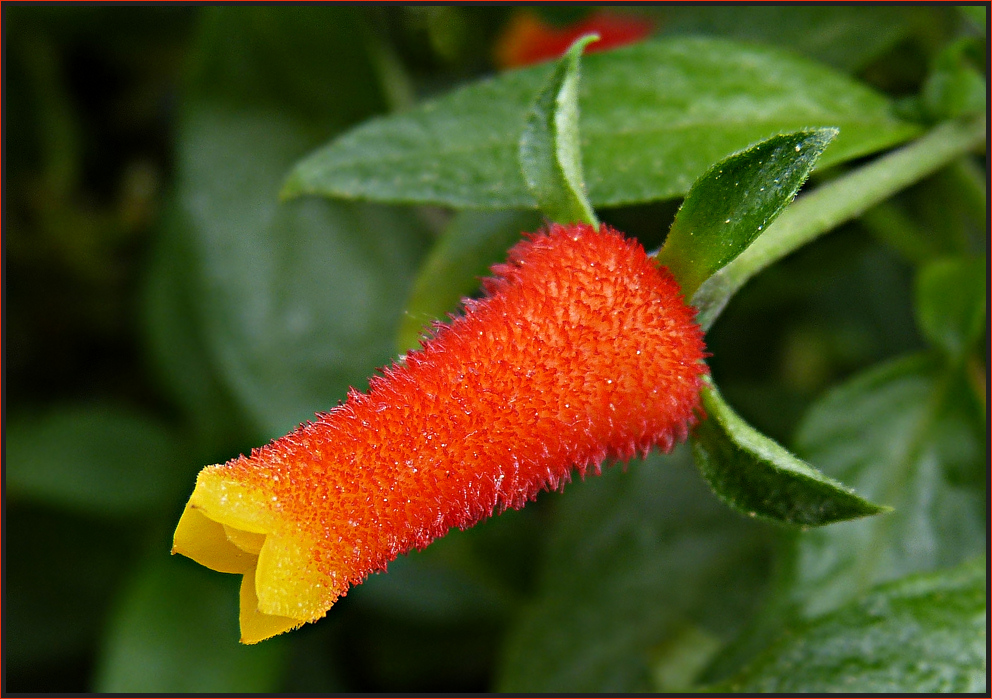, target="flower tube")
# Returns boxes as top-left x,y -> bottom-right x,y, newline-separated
173,223 -> 707,643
